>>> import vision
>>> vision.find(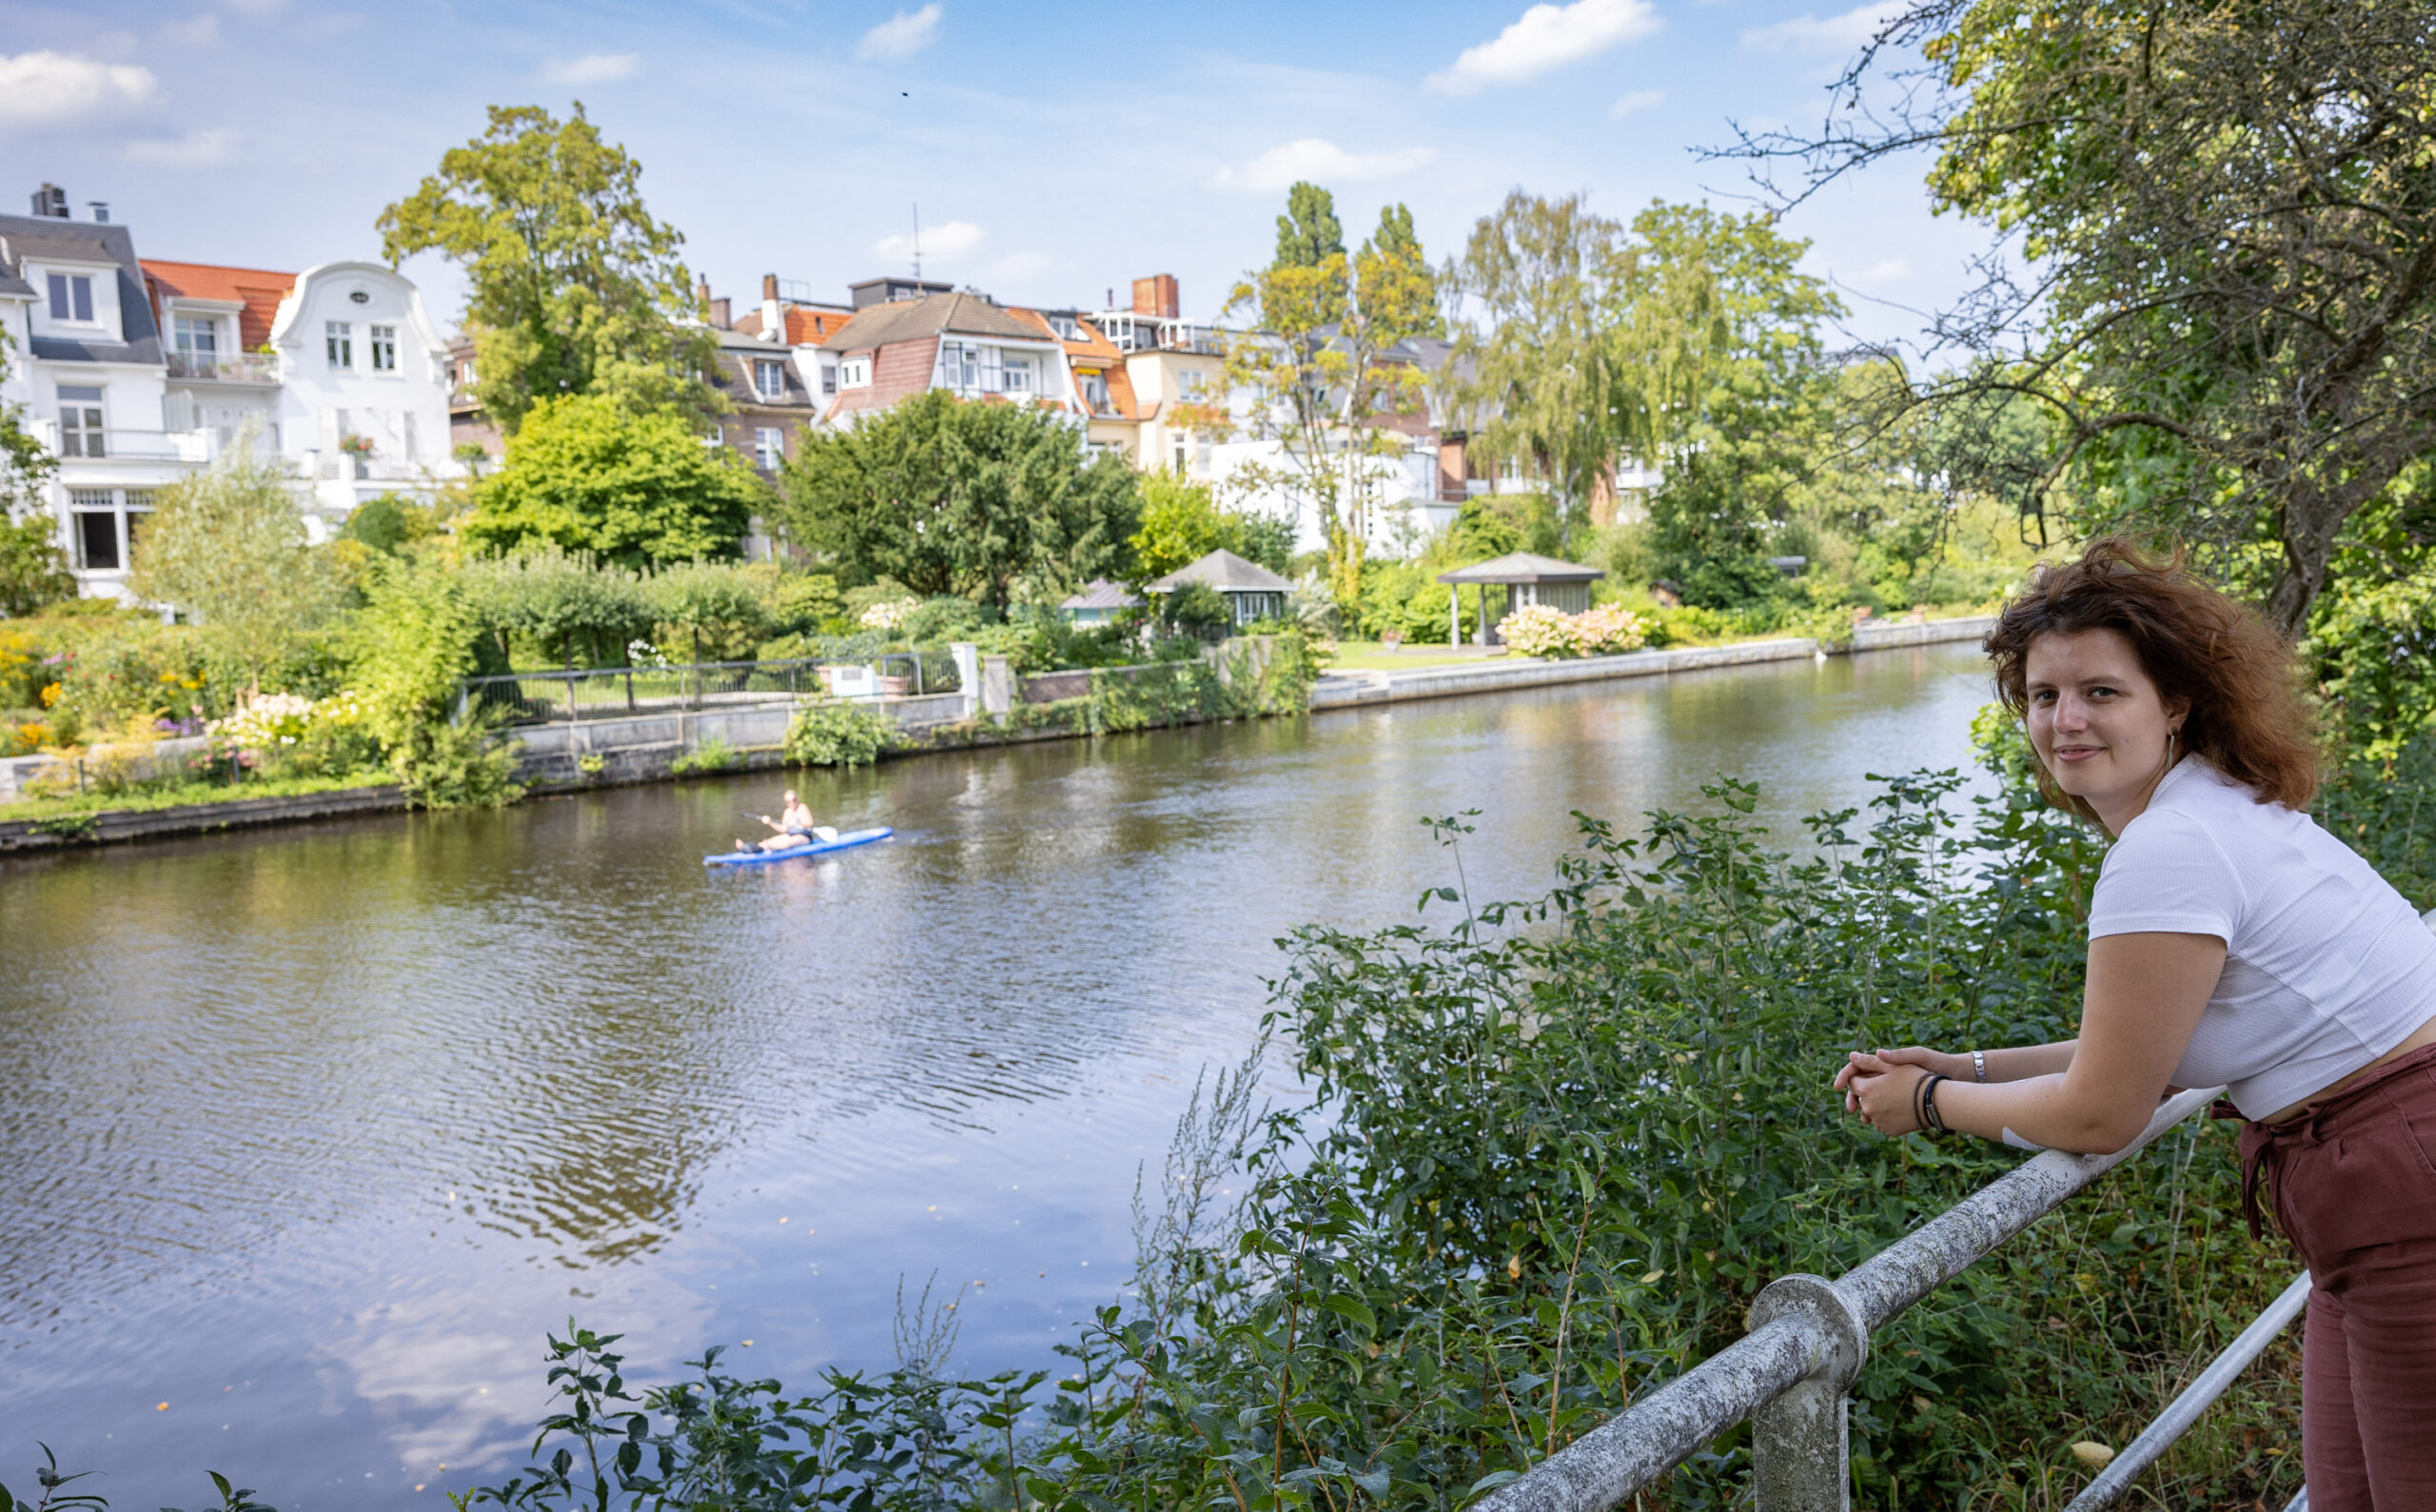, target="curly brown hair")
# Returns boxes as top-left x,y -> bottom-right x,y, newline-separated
1983,537 -> 2320,816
